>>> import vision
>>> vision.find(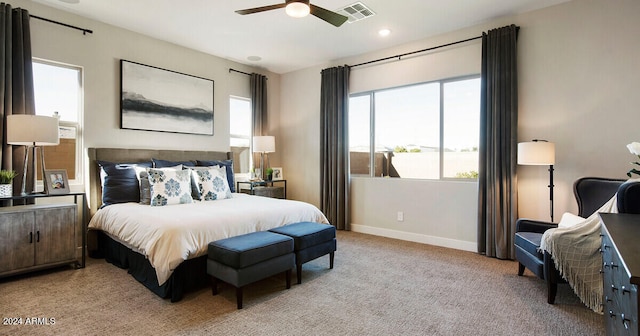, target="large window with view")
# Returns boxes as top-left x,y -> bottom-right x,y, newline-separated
349,76 -> 480,180
229,96 -> 252,178
32,59 -> 82,184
